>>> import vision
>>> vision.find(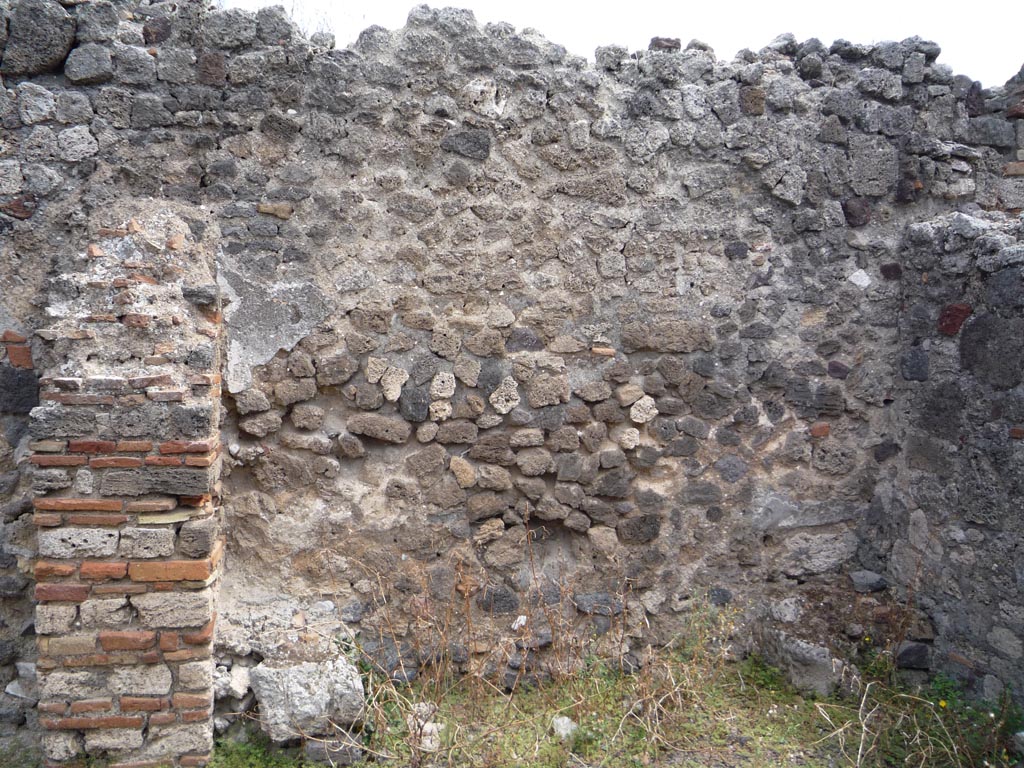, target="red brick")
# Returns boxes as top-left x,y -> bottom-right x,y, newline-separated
179,756 -> 212,767
145,456 -> 182,466
67,440 -> 117,453
149,712 -> 177,726
188,374 -> 221,386
30,455 -> 88,467
41,715 -> 143,730
92,584 -> 147,596
128,560 -> 212,582
80,314 -> 118,323
937,303 -> 972,336
172,693 -> 212,709
184,452 -> 219,467
809,422 -> 831,438
125,498 -> 176,512
158,440 -> 215,455
182,709 -> 211,723
178,495 -> 210,507
61,653 -> 115,667
80,562 -> 128,581
34,498 -> 122,512
128,375 -> 174,389
48,378 -> 82,391
29,439 -> 67,452
66,514 -> 129,526
1,330 -> 27,343
147,389 -> 185,402
89,457 -> 144,468
33,513 -> 63,527
35,561 -> 77,579
37,701 -> 67,715
1003,161 -> 1024,177
110,760 -> 167,768
115,441 -> 153,452
119,696 -> 167,712
35,583 -> 90,602
158,632 -> 179,651
5,344 -> 33,369
40,393 -> 114,406
69,698 -> 112,714
98,631 -> 156,651
116,394 -> 147,407
181,618 -> 216,647
1010,426 -> 1024,439
163,647 -> 210,662
121,314 -> 151,328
